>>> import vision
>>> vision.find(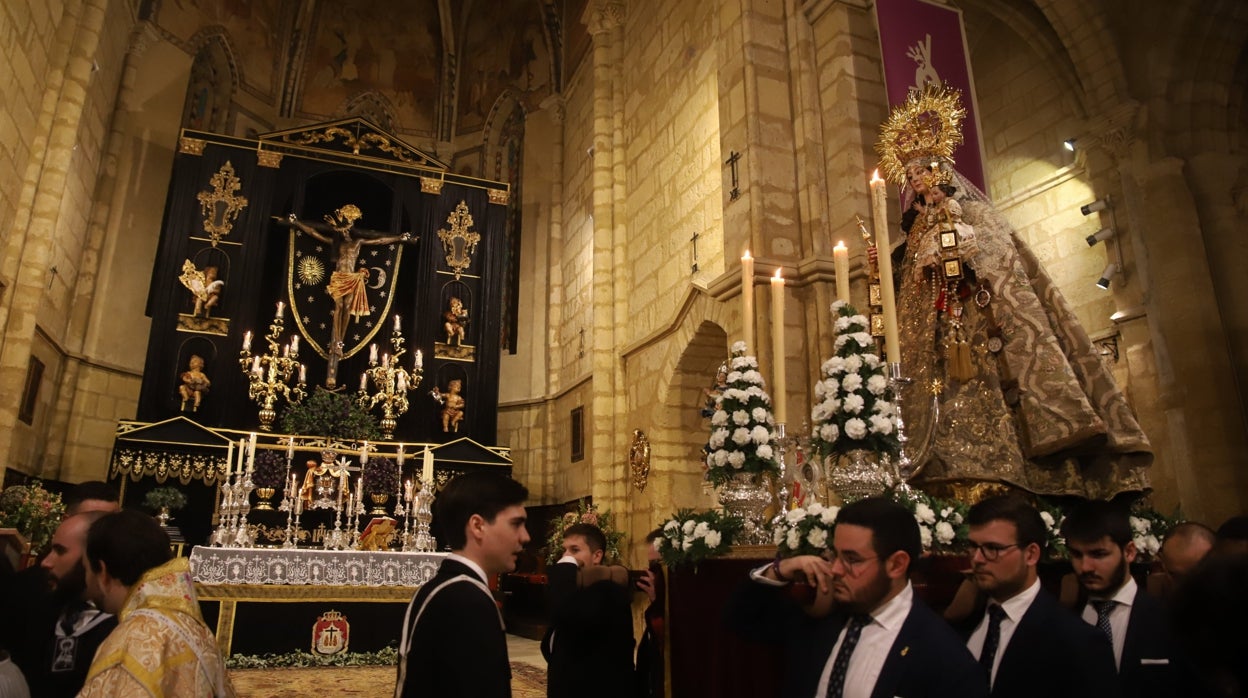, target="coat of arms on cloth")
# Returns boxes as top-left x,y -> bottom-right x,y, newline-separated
311,610 -> 350,655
